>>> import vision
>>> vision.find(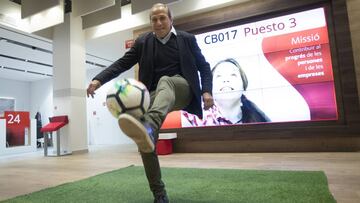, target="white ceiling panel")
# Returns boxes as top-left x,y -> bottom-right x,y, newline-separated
0,40 -> 52,65
73,0 -> 115,17
21,0 -> 61,19
0,57 -> 52,75
0,24 -> 113,82
131,0 -> 180,14
86,54 -> 112,70
0,25 -> 52,50
0,66 -> 51,82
